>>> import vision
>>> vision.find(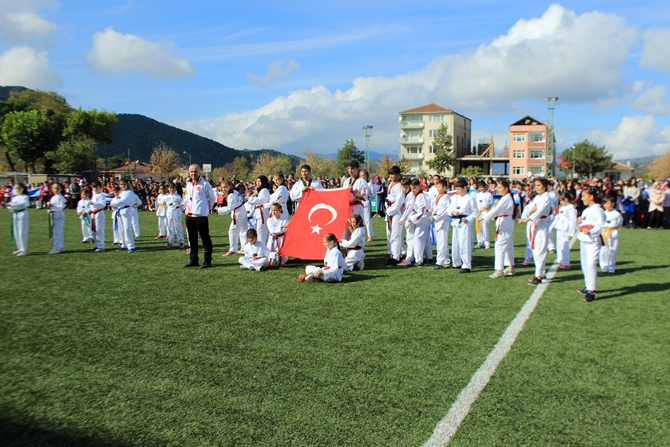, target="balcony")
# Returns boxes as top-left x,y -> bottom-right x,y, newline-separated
400,136 -> 424,144
399,121 -> 424,129
403,151 -> 423,160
